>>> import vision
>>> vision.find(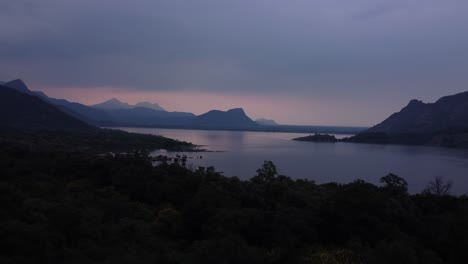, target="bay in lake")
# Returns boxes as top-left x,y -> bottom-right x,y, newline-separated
117,127 -> 468,194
